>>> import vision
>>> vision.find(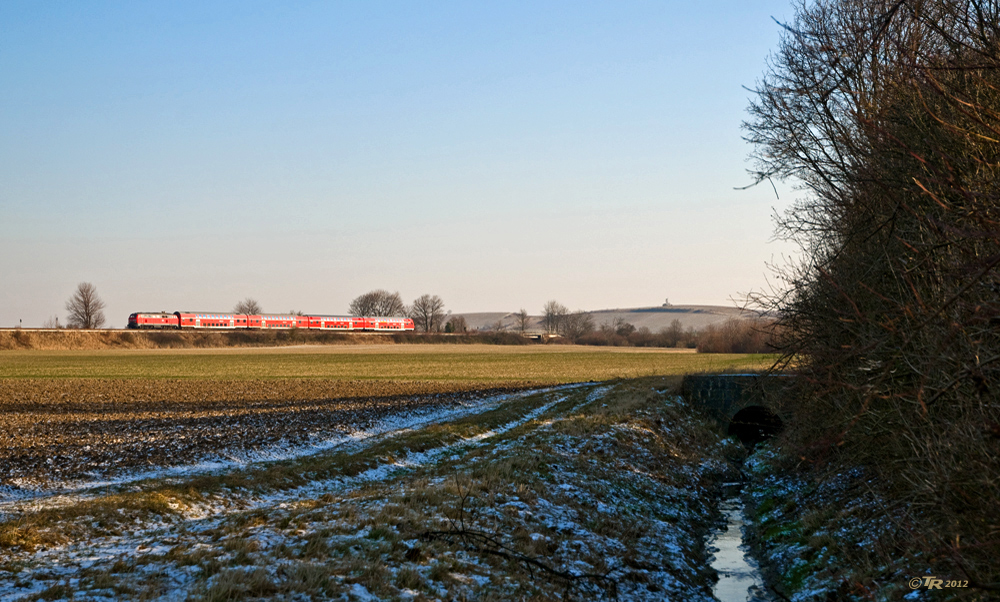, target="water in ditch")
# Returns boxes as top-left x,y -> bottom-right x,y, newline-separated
709,484 -> 778,602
